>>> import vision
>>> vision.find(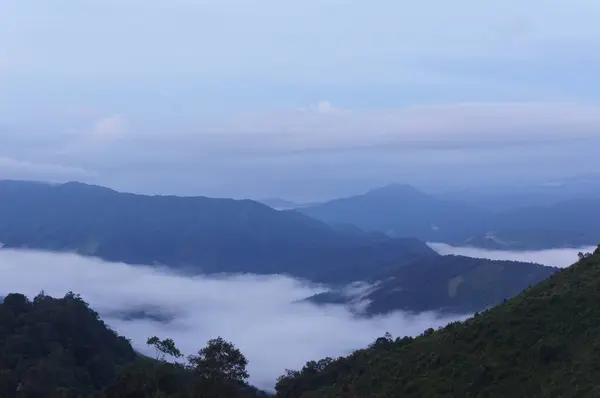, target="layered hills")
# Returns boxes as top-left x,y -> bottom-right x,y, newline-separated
274,246 -> 600,398
0,180 -> 436,284
295,183 -> 600,249
0,179 -> 564,315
